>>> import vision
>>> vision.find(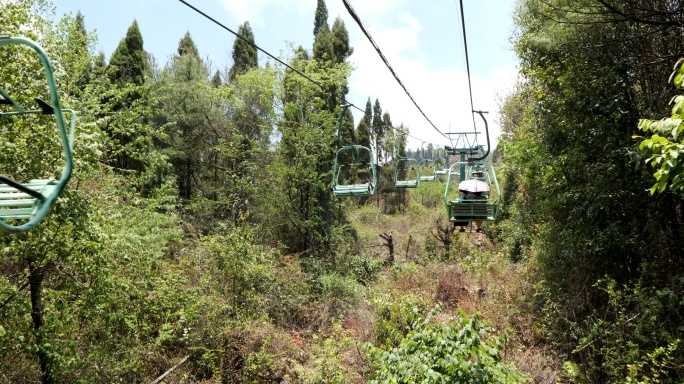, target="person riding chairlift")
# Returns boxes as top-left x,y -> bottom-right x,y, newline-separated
456,171 -> 487,233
